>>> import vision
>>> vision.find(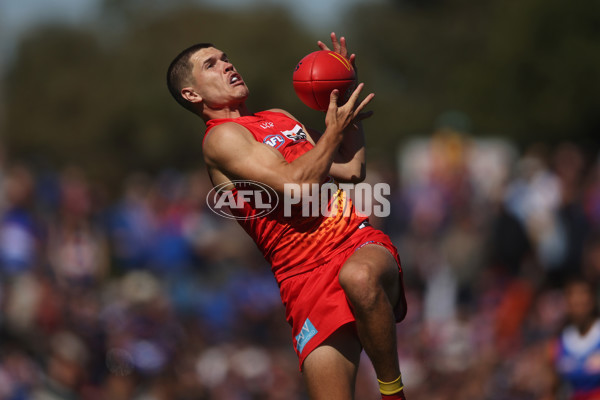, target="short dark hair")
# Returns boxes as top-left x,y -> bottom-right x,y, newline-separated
166,43 -> 214,114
